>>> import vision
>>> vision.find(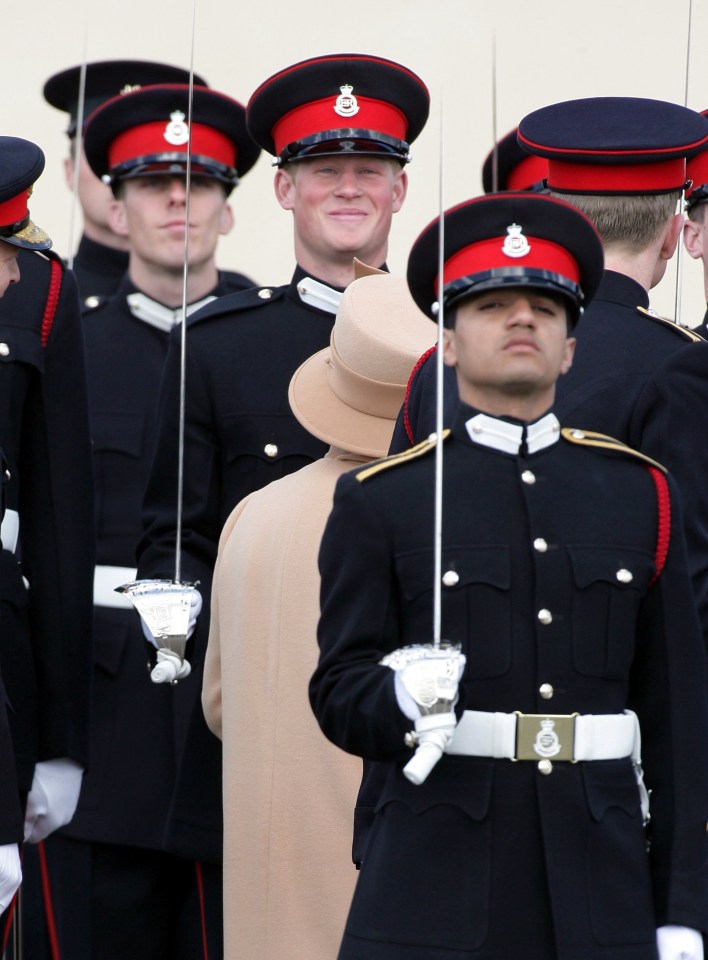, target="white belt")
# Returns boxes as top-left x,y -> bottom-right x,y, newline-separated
94,565 -> 137,609
0,509 -> 19,554
447,709 -> 639,763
